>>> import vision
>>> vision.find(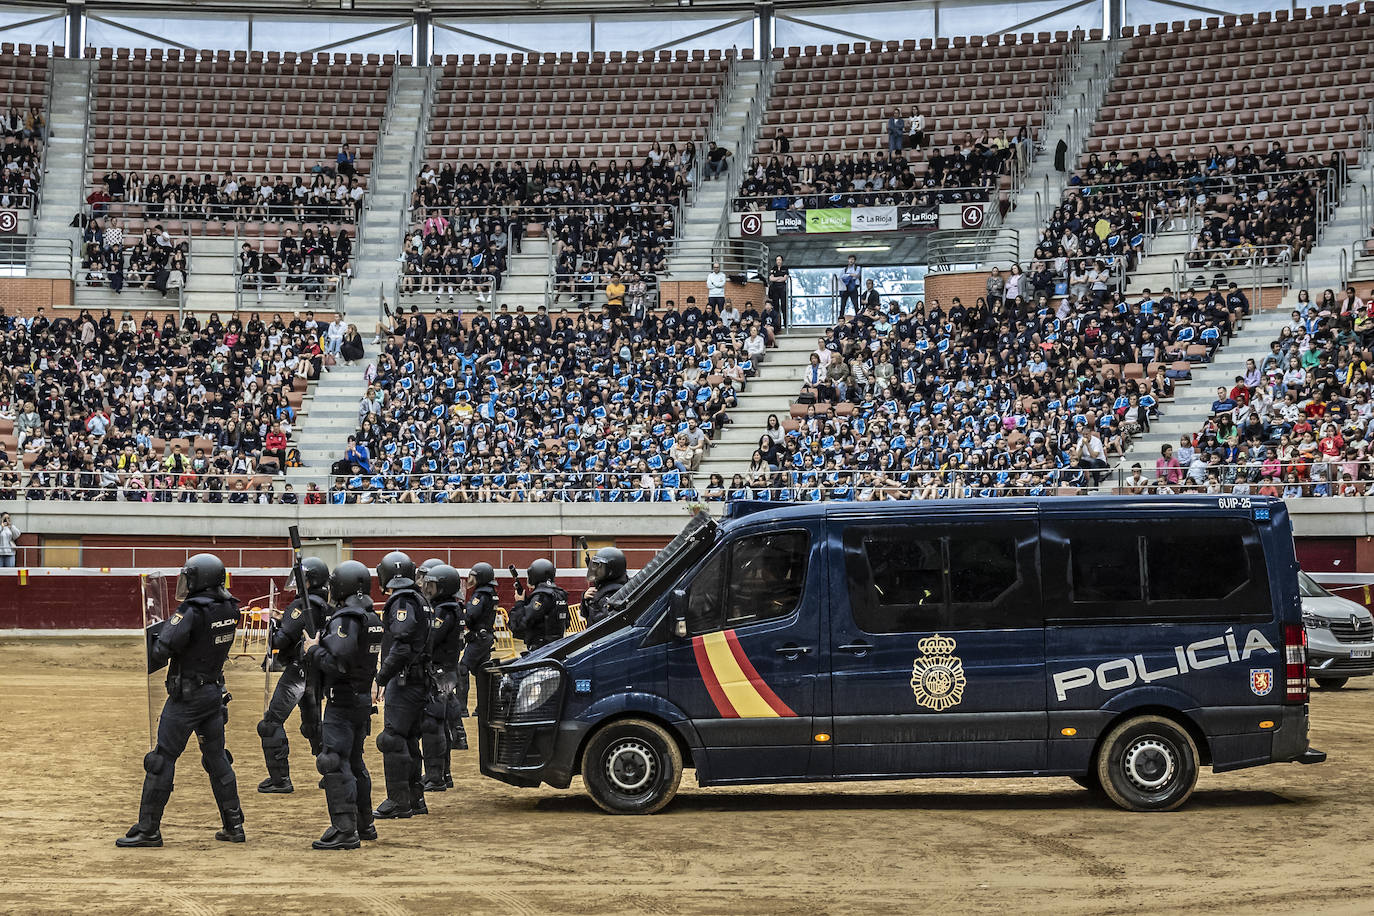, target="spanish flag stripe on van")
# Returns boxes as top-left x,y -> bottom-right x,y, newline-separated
694,630 -> 797,719
691,634 -> 737,718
